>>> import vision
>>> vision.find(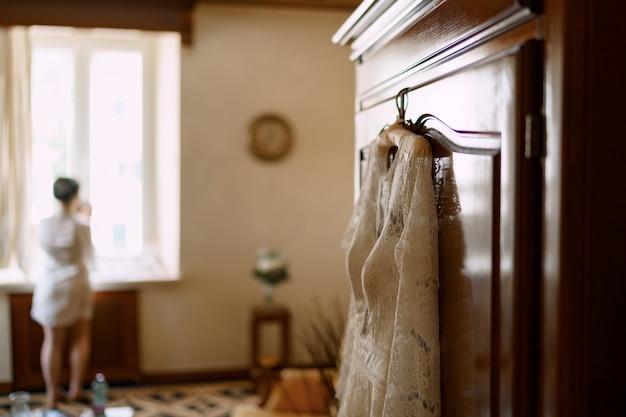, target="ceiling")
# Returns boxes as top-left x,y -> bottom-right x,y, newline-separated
200,0 -> 362,10
0,0 -> 362,46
